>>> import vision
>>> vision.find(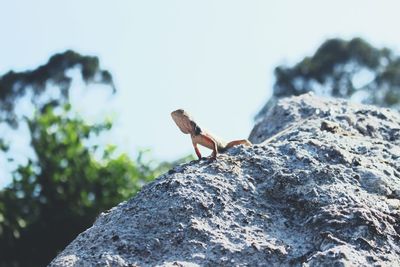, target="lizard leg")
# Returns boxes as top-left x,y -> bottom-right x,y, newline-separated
225,139 -> 252,150
192,142 -> 202,159
200,134 -> 218,159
